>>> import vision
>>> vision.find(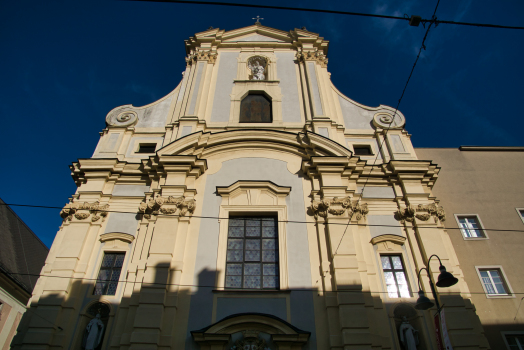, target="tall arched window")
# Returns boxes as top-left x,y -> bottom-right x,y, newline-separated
239,93 -> 272,123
